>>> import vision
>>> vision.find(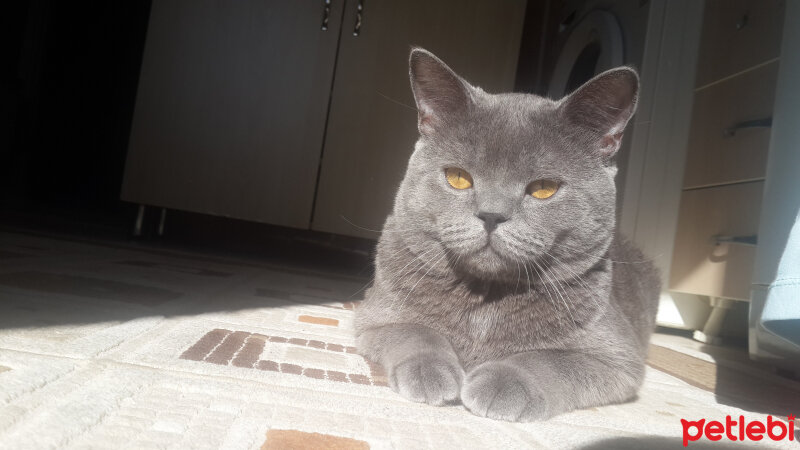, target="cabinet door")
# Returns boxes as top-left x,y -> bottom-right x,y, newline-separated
122,1 -> 344,228
669,182 -> 763,301
311,0 -> 526,238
